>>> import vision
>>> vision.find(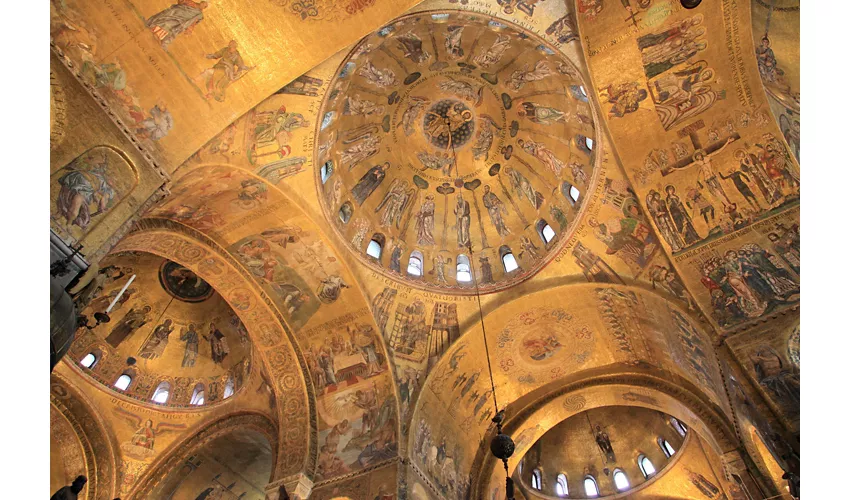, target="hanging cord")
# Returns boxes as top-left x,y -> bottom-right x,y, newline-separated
445,113 -> 499,413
